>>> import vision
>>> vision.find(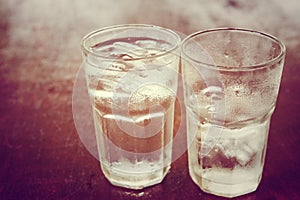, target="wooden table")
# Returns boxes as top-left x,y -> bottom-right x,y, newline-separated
1,0 -> 299,199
